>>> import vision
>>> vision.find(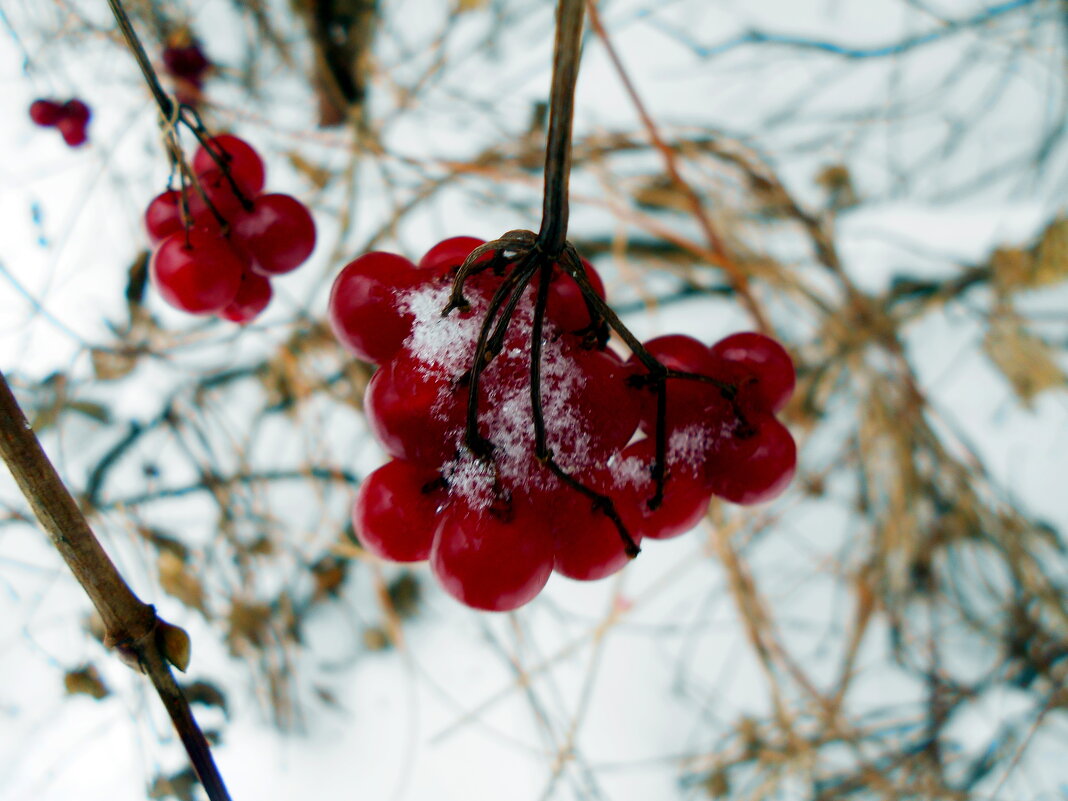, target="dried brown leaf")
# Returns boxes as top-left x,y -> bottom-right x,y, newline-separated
148,768 -> 198,801
983,311 -> 1067,406
815,163 -> 858,209
311,554 -> 348,600
632,176 -> 691,214
63,664 -> 109,700
227,600 -> 273,655
1034,217 -> 1068,286
182,679 -> 228,715
990,247 -> 1034,292
91,347 -> 139,381
158,550 -> 206,614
